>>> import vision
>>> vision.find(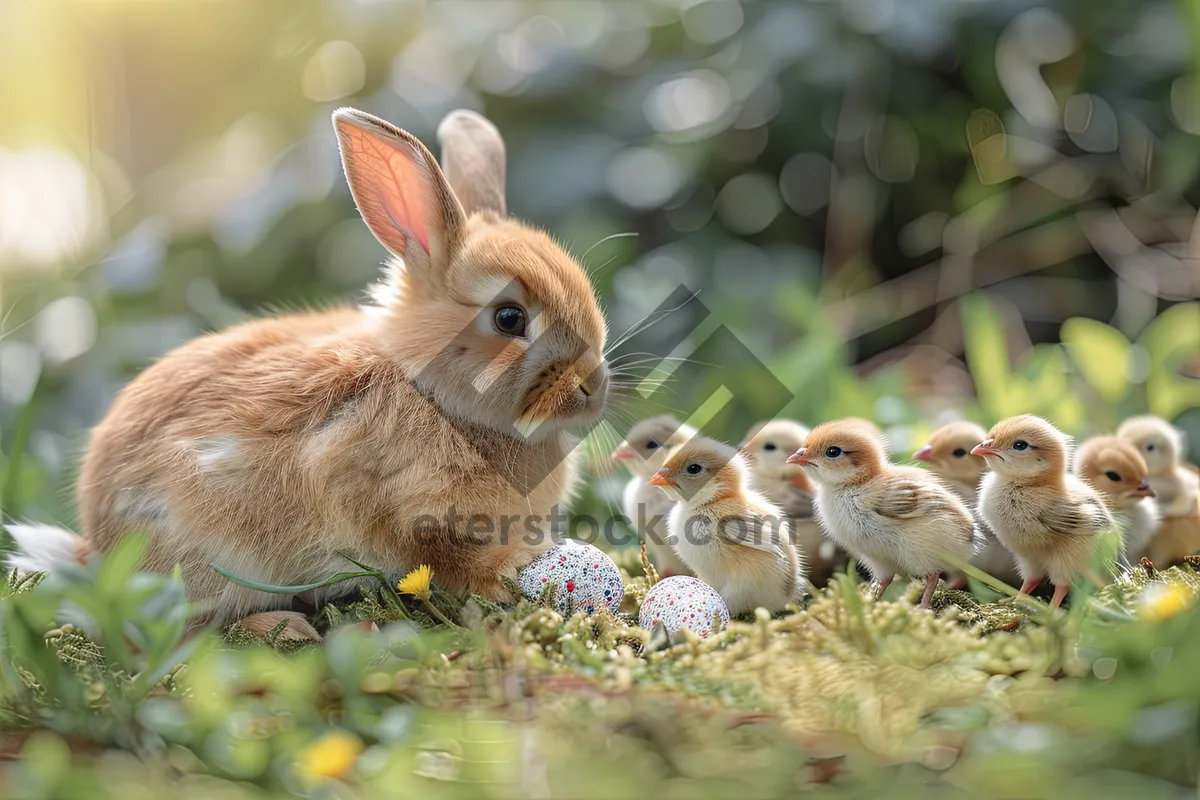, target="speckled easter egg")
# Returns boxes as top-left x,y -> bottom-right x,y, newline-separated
638,576 -> 730,638
517,541 -> 624,615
